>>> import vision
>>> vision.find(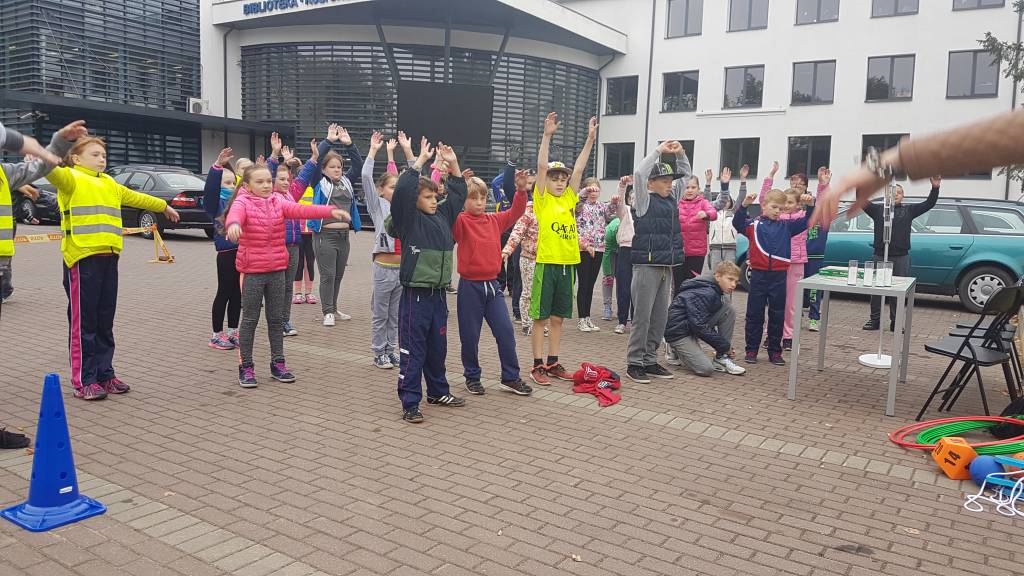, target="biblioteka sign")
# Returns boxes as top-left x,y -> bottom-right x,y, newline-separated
243,0 -> 338,16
